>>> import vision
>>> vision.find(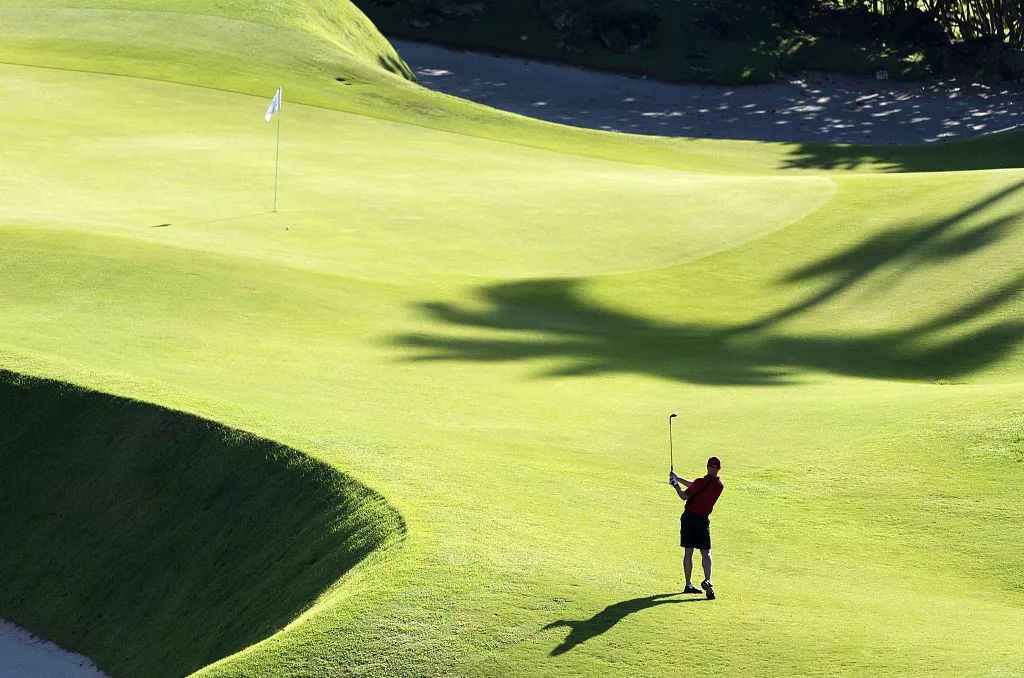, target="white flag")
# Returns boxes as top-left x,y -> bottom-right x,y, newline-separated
265,87 -> 281,122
